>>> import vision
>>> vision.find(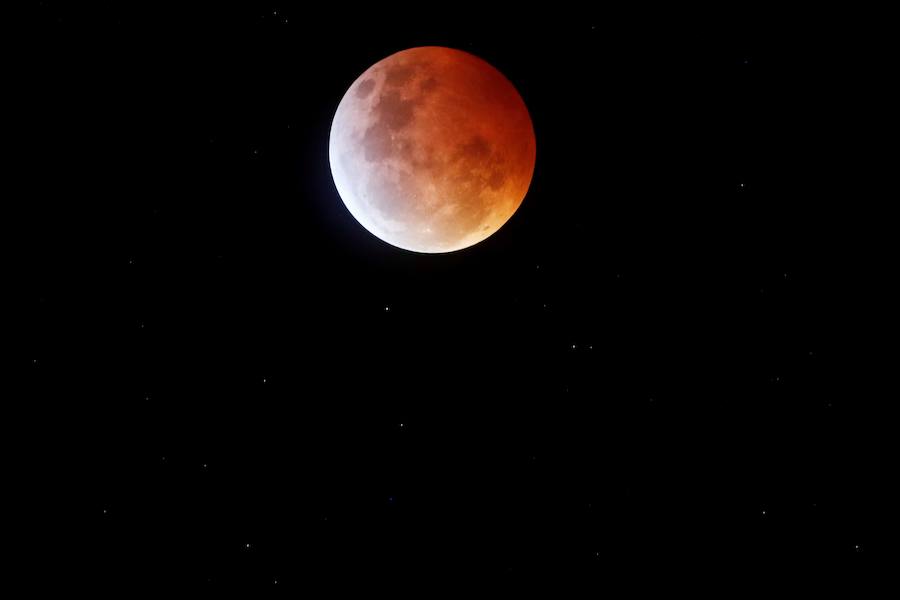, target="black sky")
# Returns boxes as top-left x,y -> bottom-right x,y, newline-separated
22,2 -> 885,592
